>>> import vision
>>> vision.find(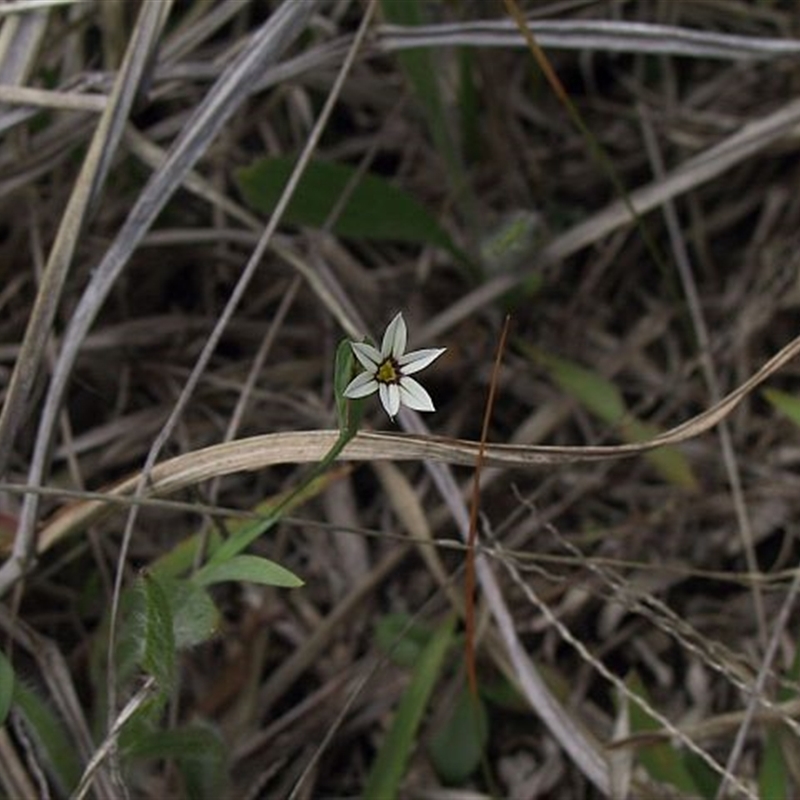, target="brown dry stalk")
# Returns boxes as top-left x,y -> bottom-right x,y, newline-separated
465,315 -> 510,697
